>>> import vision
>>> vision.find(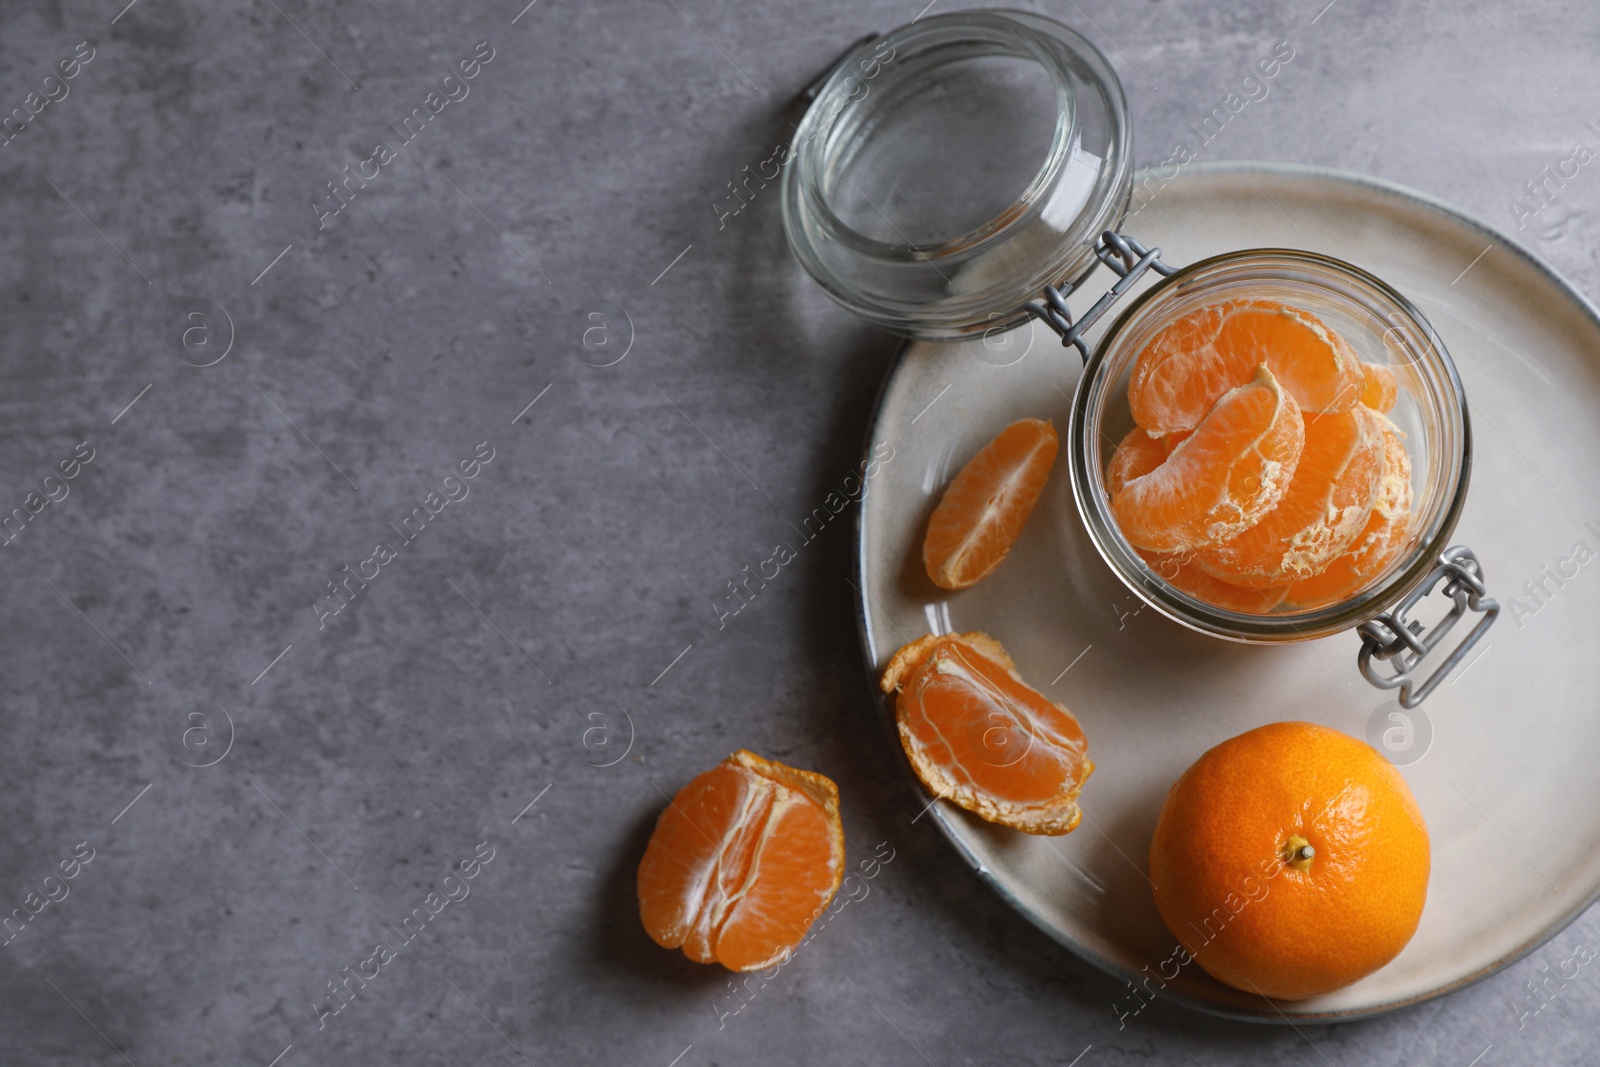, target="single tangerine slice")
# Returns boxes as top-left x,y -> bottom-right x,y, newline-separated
1196,405 -> 1387,584
1112,365 -> 1304,555
1359,361 -> 1399,413
923,418 -> 1059,590
1104,427 -> 1188,496
880,632 -> 1093,836
1129,299 -> 1365,436
637,750 -> 845,972
1283,414 -> 1414,610
1120,443 -> 1285,613
1142,551 -> 1289,614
